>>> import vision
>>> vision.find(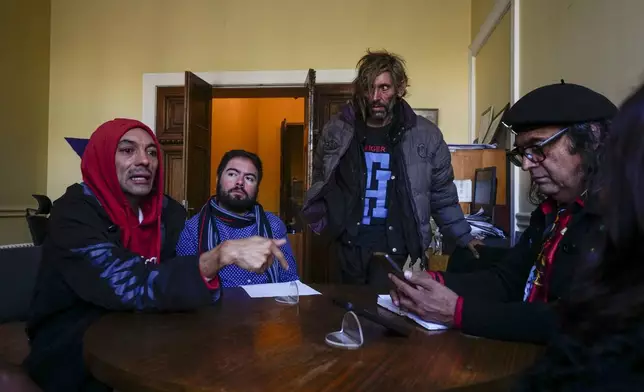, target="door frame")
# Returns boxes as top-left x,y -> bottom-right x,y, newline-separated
469,0 -> 523,243
149,70 -> 355,284
142,69 -> 357,133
